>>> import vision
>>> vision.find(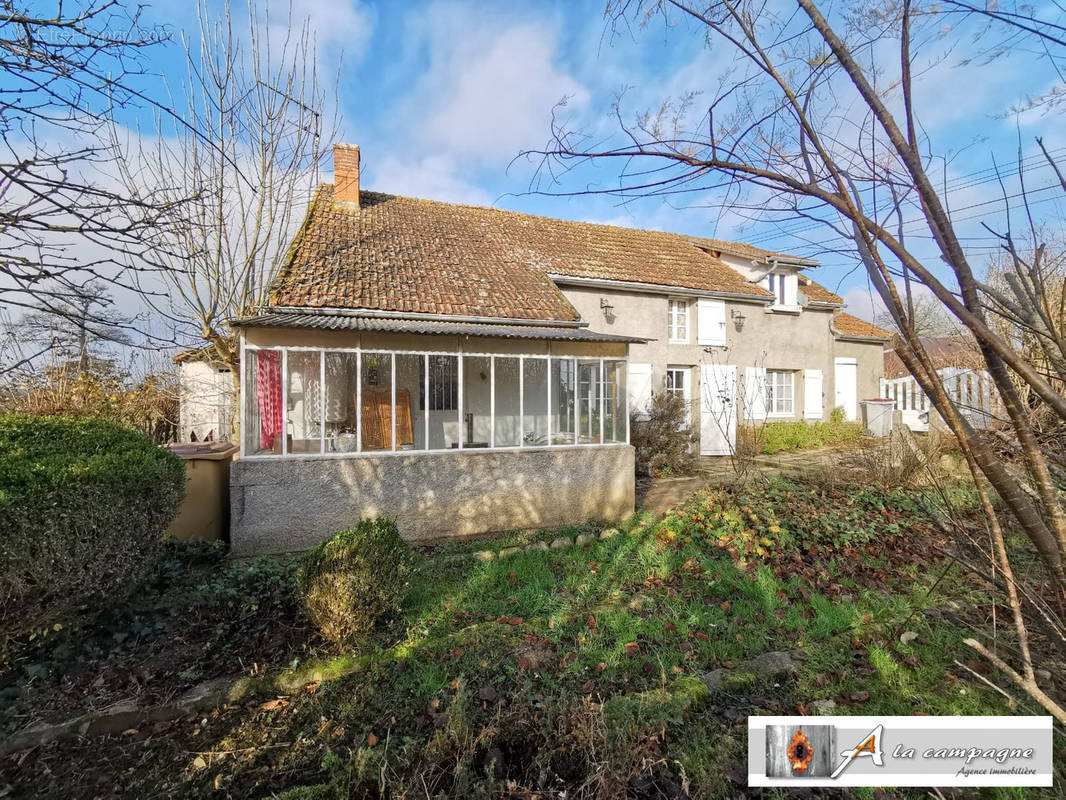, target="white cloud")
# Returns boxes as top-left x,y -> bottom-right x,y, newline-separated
360,3 -> 587,203
366,153 -> 491,205
419,23 -> 588,160
263,0 -> 373,66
